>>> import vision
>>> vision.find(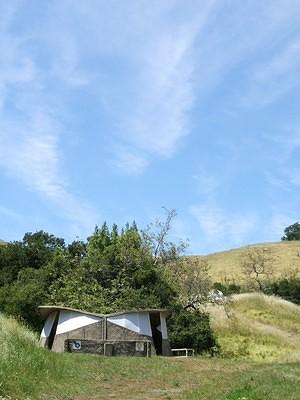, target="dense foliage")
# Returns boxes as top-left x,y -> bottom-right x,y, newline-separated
264,277 -> 300,305
0,217 -> 217,353
212,282 -> 241,296
167,305 -> 218,354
